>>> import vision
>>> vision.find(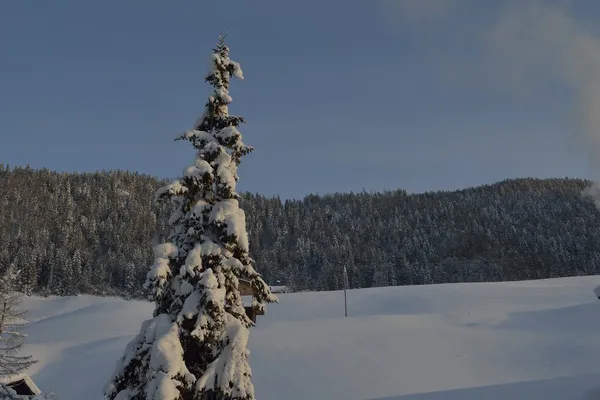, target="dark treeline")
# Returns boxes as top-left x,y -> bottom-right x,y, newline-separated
1,164 -> 599,297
